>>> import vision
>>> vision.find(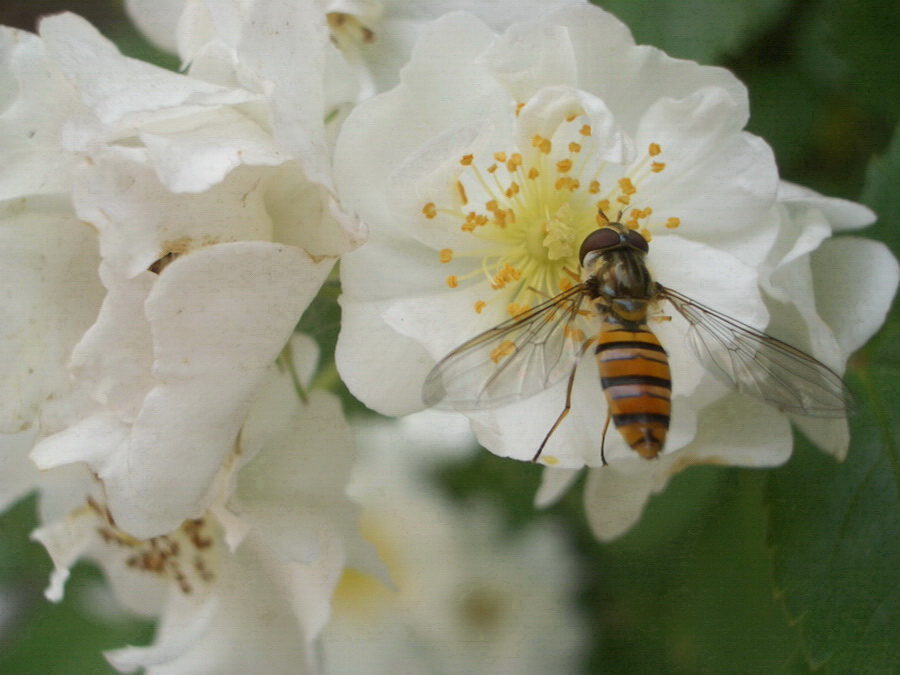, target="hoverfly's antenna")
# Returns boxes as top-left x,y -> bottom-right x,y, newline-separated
596,209 -> 611,226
